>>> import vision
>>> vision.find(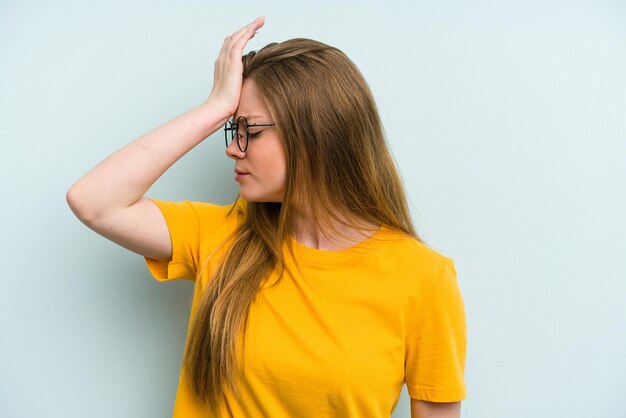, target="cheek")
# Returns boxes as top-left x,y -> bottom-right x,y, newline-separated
267,157 -> 287,193
261,141 -> 287,186
246,146 -> 286,202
